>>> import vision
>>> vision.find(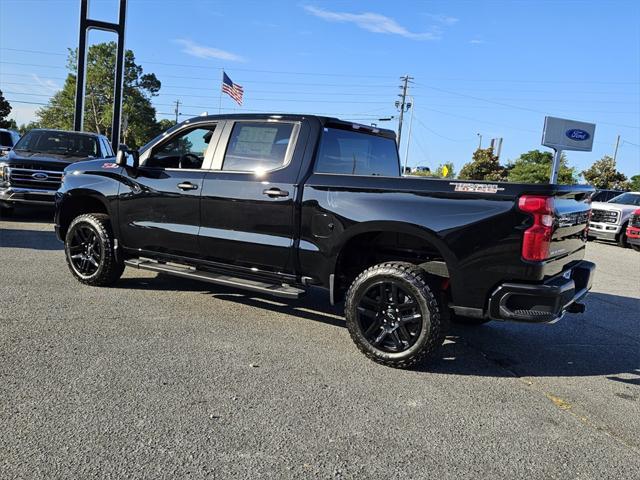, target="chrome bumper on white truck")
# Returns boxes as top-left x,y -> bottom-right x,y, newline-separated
589,221 -> 621,240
